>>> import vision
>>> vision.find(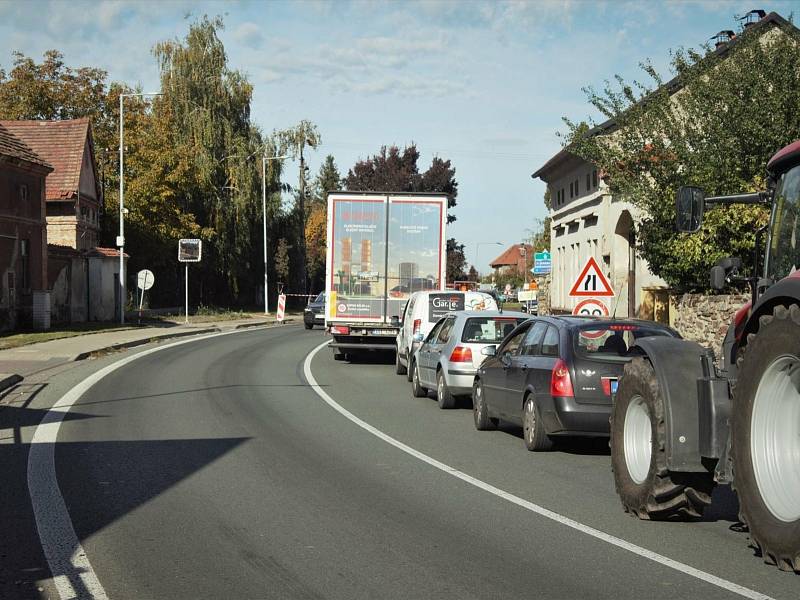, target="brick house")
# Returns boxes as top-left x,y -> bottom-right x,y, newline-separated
0,118 -> 101,250
489,244 -> 533,277
0,122 -> 53,331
